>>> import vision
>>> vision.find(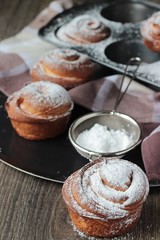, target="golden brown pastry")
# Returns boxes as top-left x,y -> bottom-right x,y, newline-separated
57,15 -> 110,44
30,48 -> 98,89
5,81 -> 73,140
140,11 -> 160,52
62,158 -> 149,238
